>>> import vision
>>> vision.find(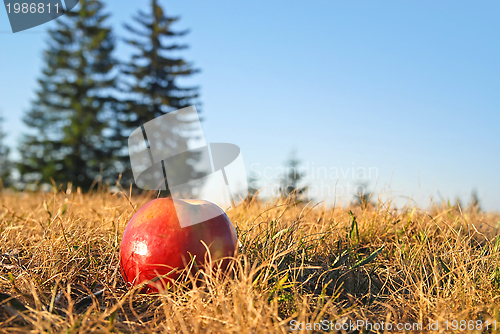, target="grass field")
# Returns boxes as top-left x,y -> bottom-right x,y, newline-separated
0,188 -> 499,333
